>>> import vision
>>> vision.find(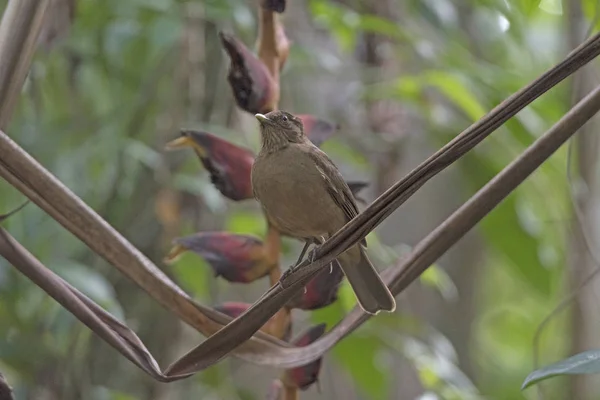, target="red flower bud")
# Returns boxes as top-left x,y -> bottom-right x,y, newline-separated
297,114 -> 339,147
165,232 -> 276,283
166,130 -> 255,201
219,32 -> 278,114
288,261 -> 344,310
283,324 -> 327,390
